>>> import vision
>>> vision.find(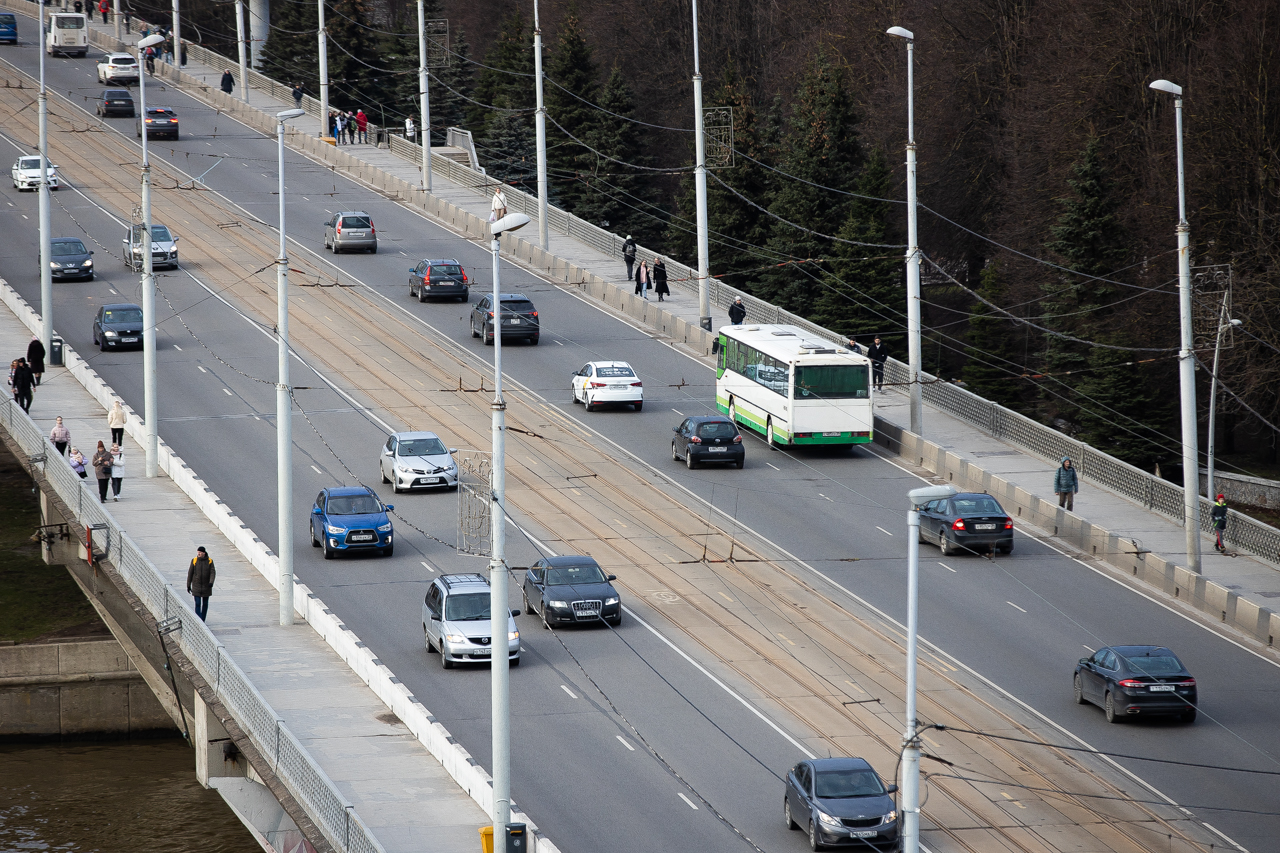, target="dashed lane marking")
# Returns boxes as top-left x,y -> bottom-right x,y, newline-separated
616,736 -> 634,751
876,526 -> 893,536
677,793 -> 699,810
560,685 -> 578,699
197,365 -> 207,373
766,462 -> 779,471
421,561 -> 434,573
1007,601 -> 1027,613
311,465 -> 323,474
222,388 -> 233,396
938,562 -> 956,573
